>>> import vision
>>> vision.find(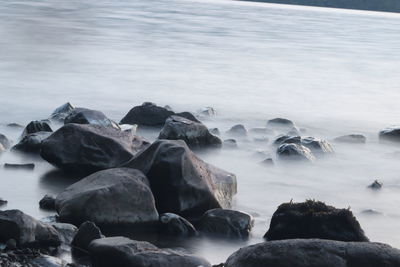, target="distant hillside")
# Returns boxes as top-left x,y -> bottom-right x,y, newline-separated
243,0 -> 400,13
